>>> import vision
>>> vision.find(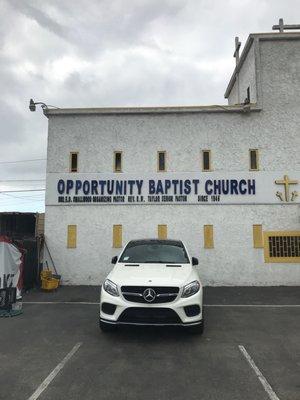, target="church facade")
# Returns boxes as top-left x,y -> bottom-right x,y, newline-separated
44,29 -> 300,285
